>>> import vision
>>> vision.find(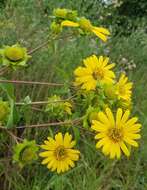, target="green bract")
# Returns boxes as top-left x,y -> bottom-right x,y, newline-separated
53,8 -> 77,20
0,44 -> 31,69
13,139 -> 39,168
45,95 -> 72,119
50,21 -> 62,34
0,100 -> 10,124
